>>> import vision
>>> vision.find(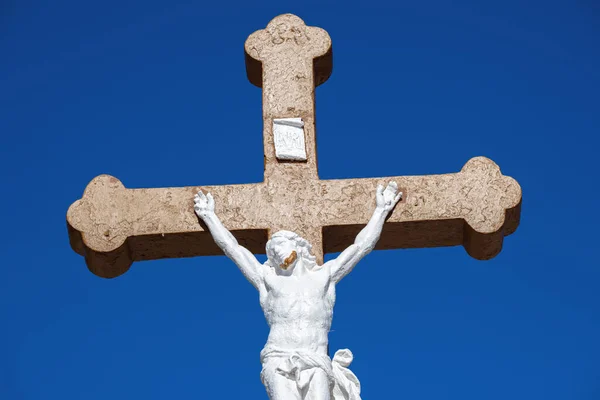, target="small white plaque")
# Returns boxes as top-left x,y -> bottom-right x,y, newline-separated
273,118 -> 307,161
